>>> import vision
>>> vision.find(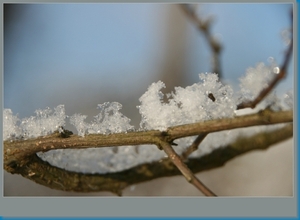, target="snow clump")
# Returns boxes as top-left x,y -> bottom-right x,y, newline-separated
237,61 -> 279,104
3,105 -> 66,141
138,73 -> 236,131
69,102 -> 134,137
